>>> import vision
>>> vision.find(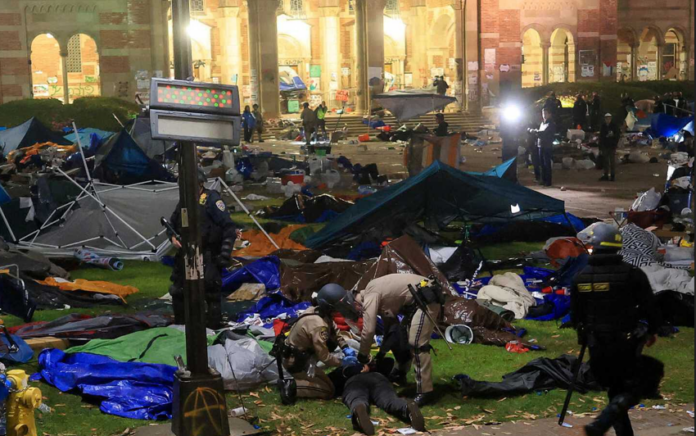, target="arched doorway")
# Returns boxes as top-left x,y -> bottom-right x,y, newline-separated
66,34 -> 101,103
277,14 -> 311,113
663,28 -> 686,80
549,28 -> 576,83
384,15 -> 406,92
637,27 -> 661,81
617,28 -> 637,81
31,34 -> 63,102
428,14 -> 454,84
522,28 -> 544,87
